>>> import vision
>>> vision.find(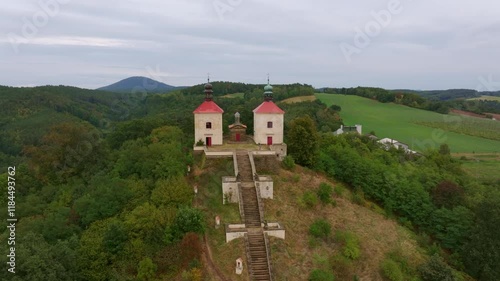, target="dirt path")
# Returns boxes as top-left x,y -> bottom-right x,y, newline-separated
202,233 -> 232,281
